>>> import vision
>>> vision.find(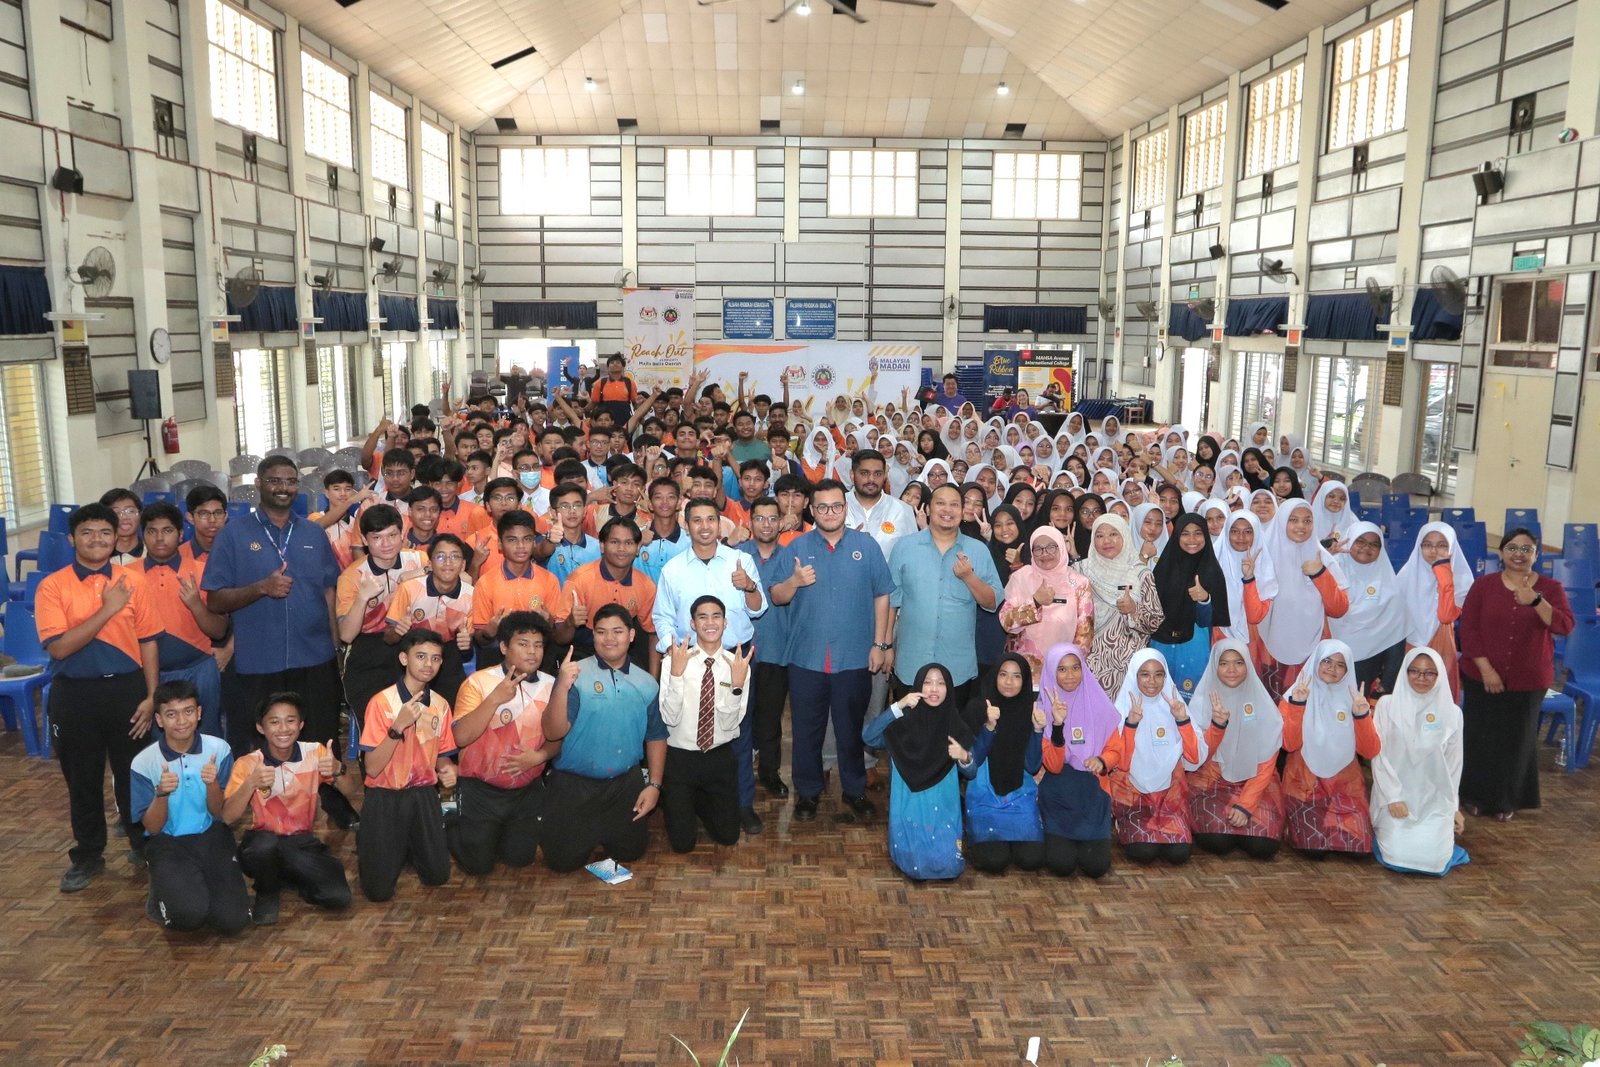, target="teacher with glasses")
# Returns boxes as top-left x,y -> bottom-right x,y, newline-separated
1455,528 -> 1575,821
